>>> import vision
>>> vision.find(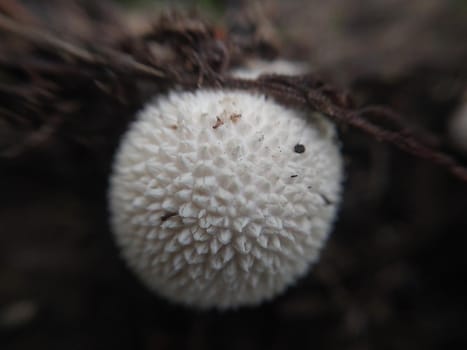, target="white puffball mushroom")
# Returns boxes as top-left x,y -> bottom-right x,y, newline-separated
109,89 -> 343,309
230,59 -> 309,79
449,99 -> 467,154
